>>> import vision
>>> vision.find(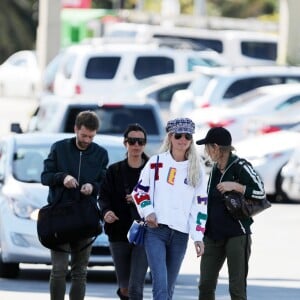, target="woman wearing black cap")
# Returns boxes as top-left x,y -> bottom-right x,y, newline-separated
132,117 -> 208,300
99,123 -> 149,300
196,127 -> 265,300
